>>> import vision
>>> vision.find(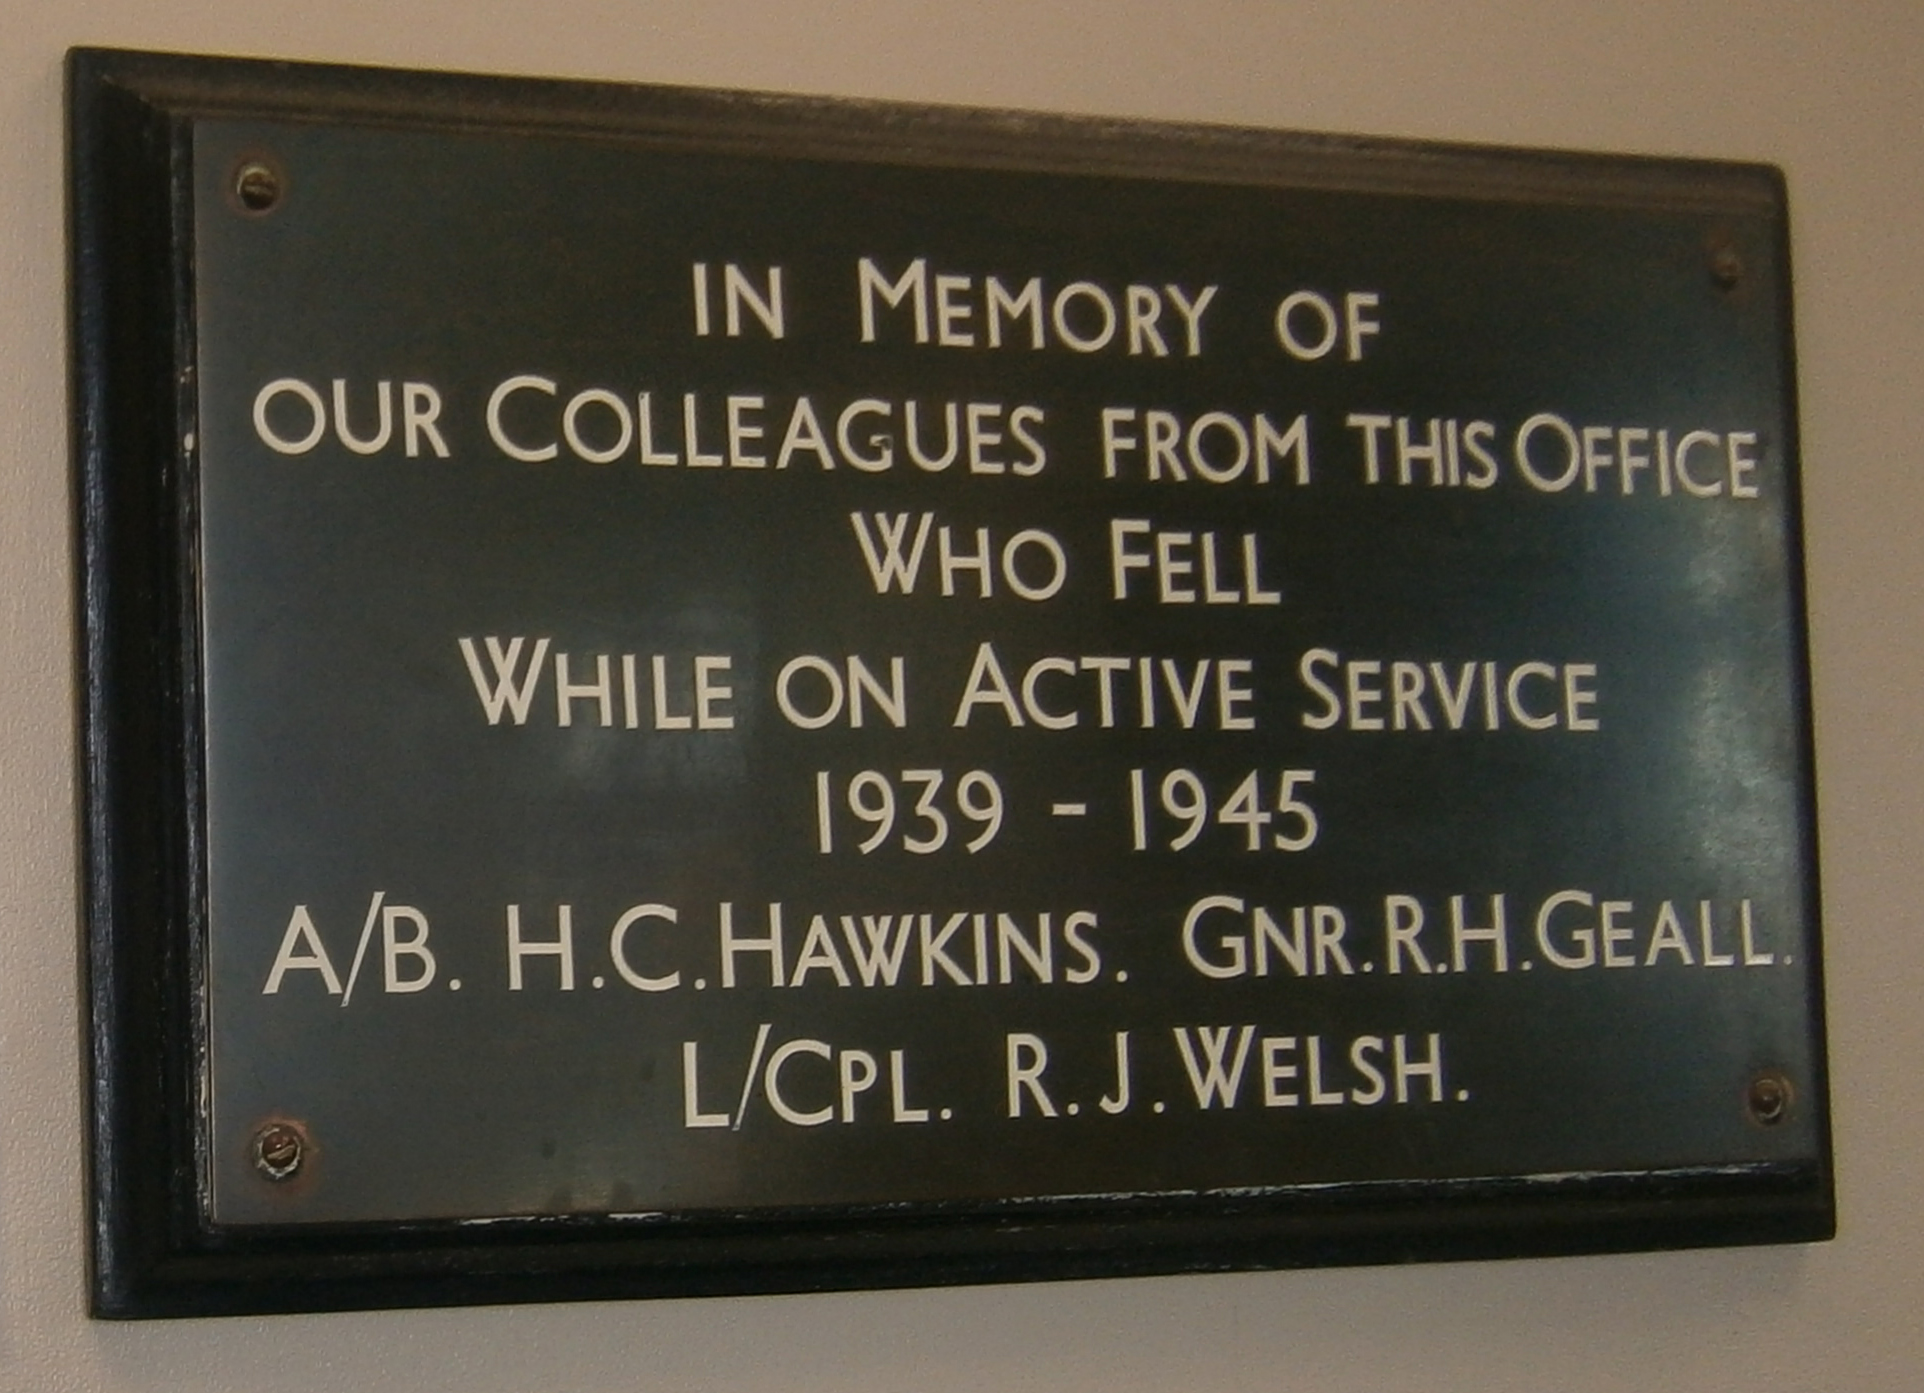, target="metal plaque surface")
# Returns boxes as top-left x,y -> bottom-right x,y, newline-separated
73,48 -> 1831,1316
